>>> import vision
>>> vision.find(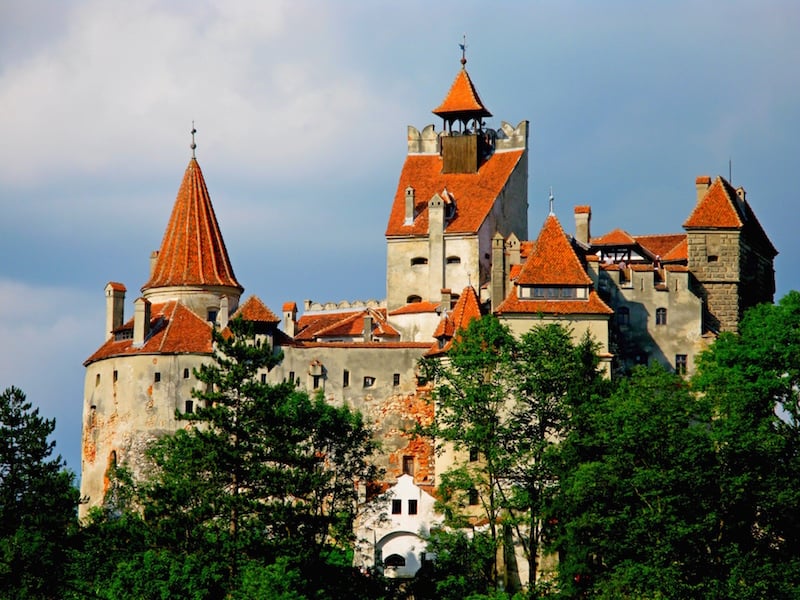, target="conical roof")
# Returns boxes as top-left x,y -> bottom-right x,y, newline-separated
432,65 -> 492,121
143,158 -> 242,292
